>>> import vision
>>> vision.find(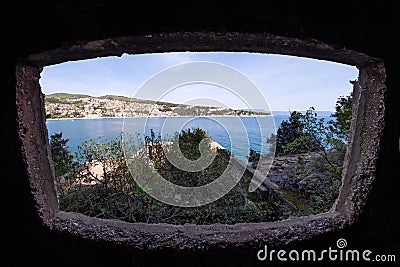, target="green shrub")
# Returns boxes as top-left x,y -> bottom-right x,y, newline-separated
57,130 -> 287,224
